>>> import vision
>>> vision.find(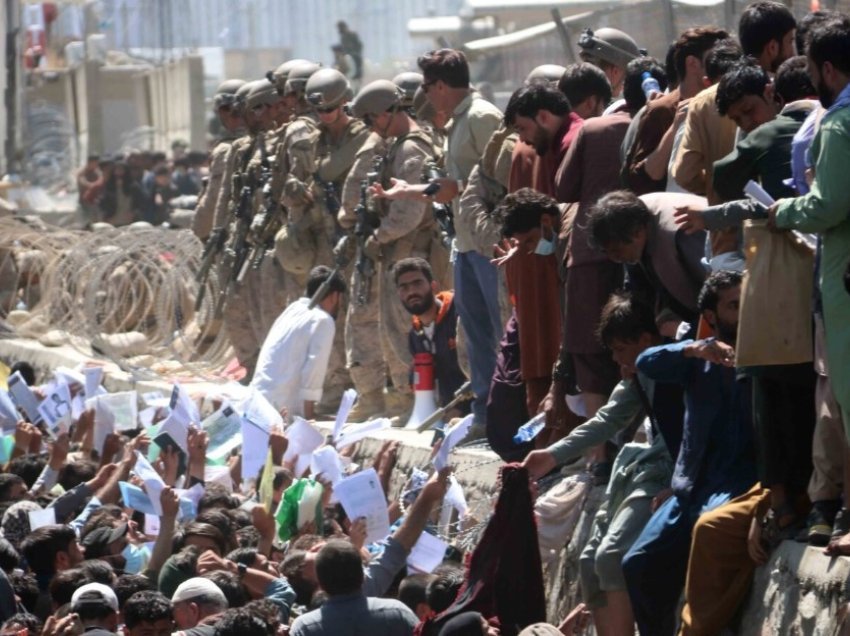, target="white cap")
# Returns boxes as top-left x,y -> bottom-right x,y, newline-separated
171,577 -> 228,607
71,583 -> 119,612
